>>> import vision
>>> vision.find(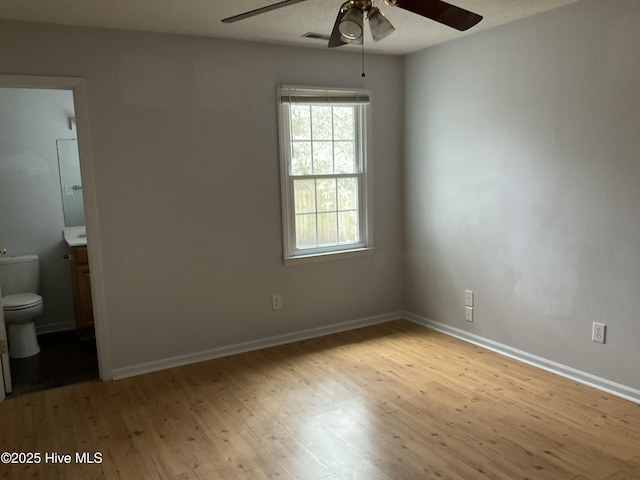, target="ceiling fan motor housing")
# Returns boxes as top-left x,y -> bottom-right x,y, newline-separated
340,0 -> 373,14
